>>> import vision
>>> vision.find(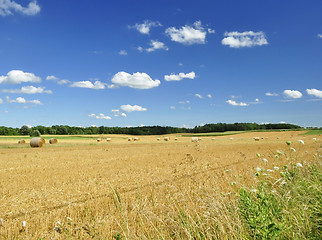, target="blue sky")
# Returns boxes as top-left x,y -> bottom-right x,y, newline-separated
0,0 -> 321,128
